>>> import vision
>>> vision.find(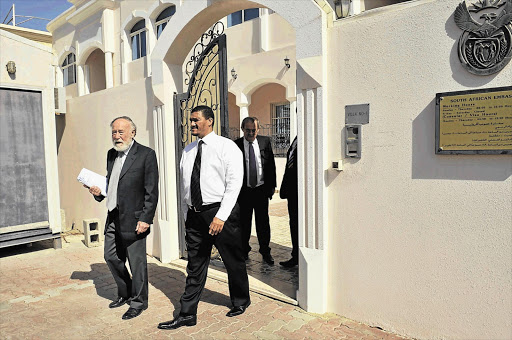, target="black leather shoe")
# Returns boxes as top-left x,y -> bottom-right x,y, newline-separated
109,296 -> 129,308
158,314 -> 197,329
226,302 -> 251,317
122,307 -> 144,320
262,253 -> 274,265
279,258 -> 298,268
